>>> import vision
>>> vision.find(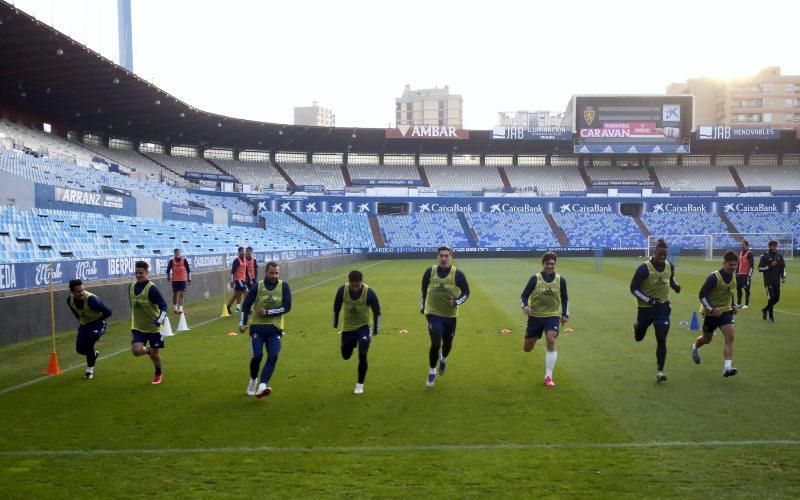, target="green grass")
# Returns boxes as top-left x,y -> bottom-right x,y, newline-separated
1,257 -> 798,497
